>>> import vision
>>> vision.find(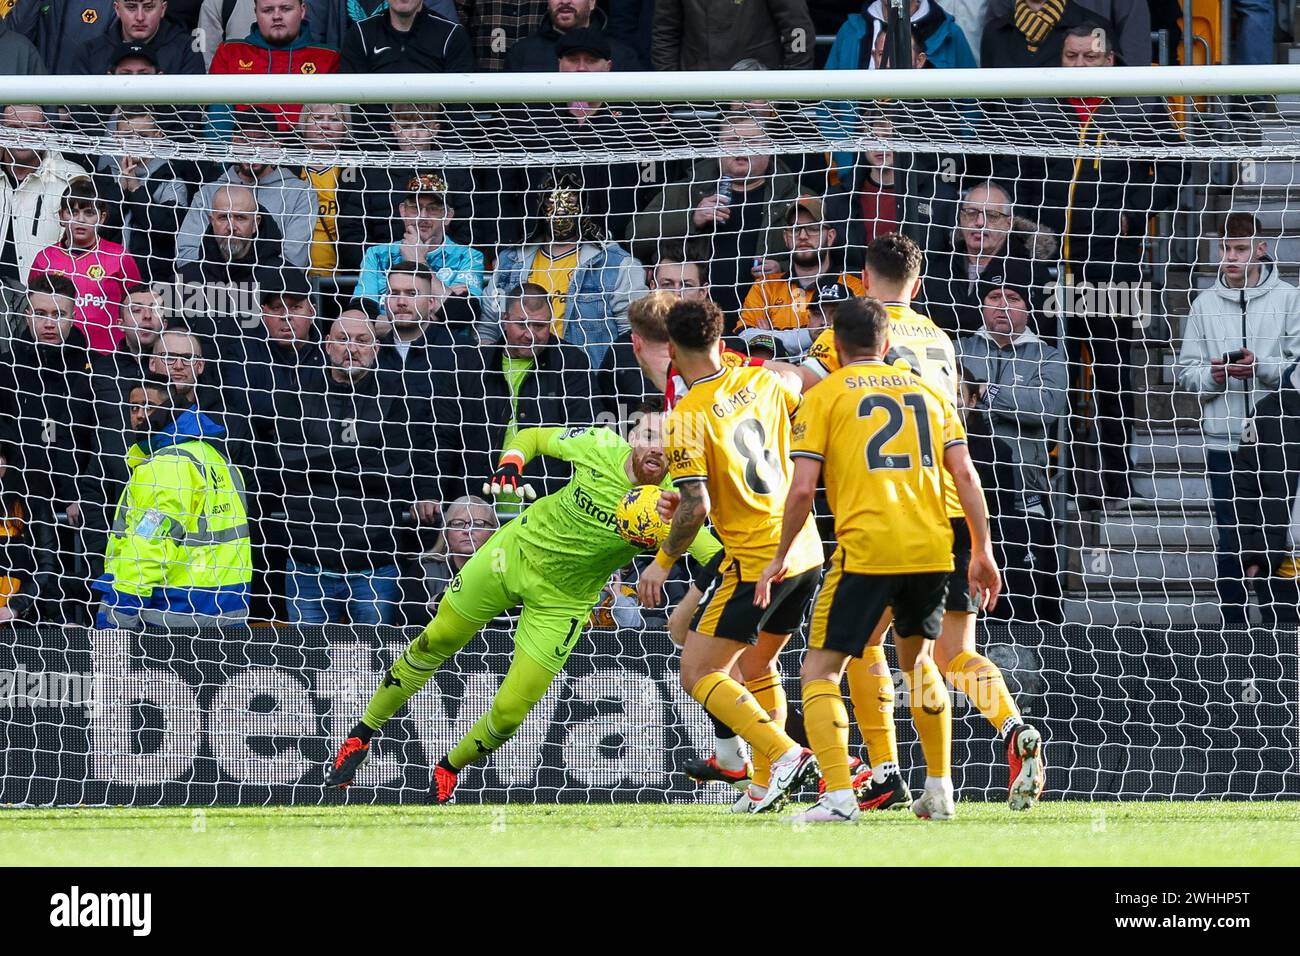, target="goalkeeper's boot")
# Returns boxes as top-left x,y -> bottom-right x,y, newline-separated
789,791 -> 859,825
431,760 -> 458,805
1007,723 -> 1046,810
684,755 -> 752,791
818,756 -> 864,796
324,736 -> 369,788
911,785 -> 956,821
858,770 -> 912,812
750,747 -> 819,814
